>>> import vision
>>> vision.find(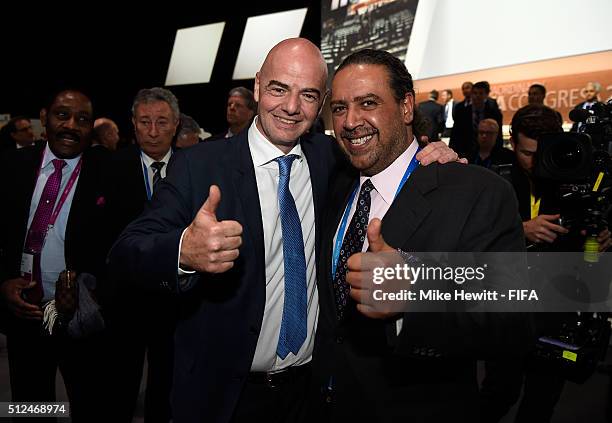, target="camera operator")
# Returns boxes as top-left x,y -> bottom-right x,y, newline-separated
480,104 -> 611,423
511,105 -> 611,251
